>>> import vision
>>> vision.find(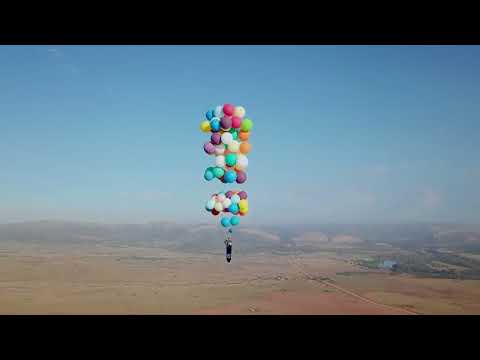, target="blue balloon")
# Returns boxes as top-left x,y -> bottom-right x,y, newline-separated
230,216 -> 240,226
229,203 -> 239,214
206,109 -> 214,120
224,170 -> 237,183
204,170 -> 214,181
221,217 -> 231,227
210,118 -> 221,132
